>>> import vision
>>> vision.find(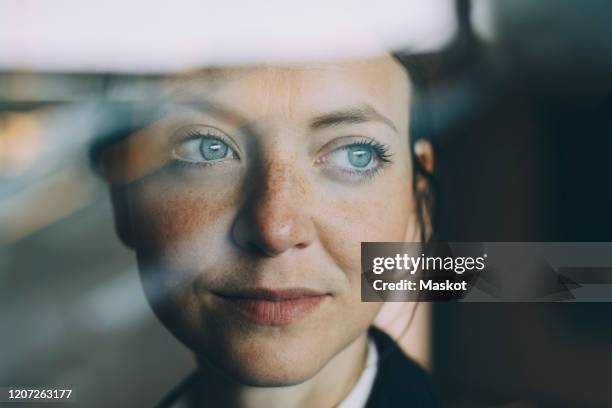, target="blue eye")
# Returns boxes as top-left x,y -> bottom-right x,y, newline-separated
346,145 -> 373,168
200,138 -> 229,161
318,139 -> 392,182
172,127 -> 238,164
325,143 -> 380,171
